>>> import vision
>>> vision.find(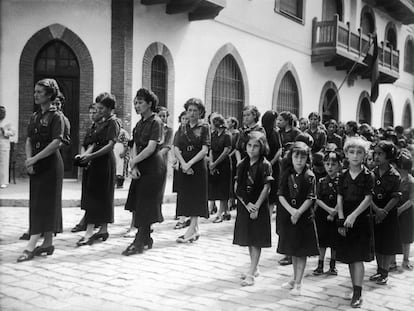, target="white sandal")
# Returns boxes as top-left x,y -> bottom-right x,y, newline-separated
241,274 -> 255,286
